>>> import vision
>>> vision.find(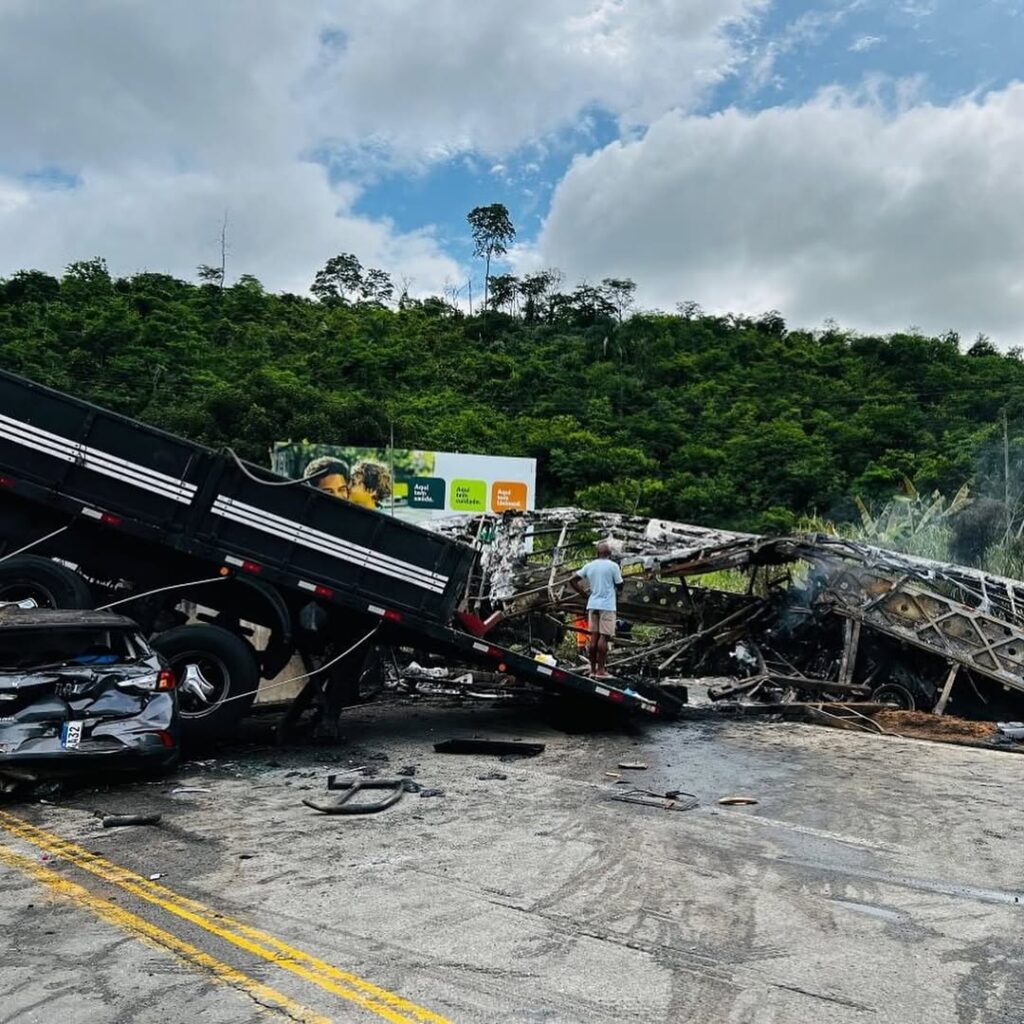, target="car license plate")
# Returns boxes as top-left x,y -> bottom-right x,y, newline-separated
60,721 -> 83,750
